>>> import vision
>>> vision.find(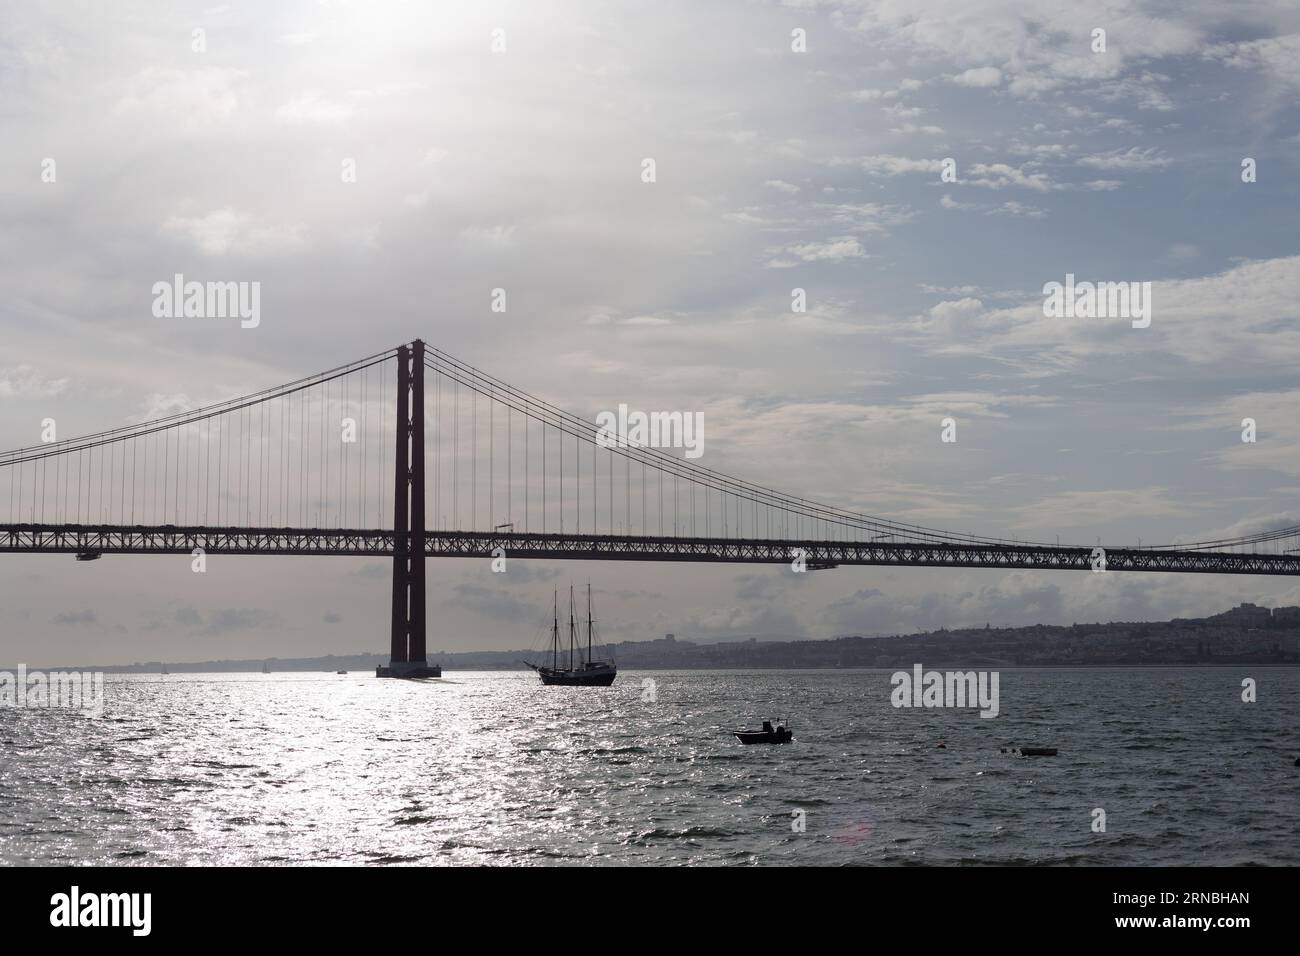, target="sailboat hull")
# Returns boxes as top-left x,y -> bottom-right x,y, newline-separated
535,666 -> 617,687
